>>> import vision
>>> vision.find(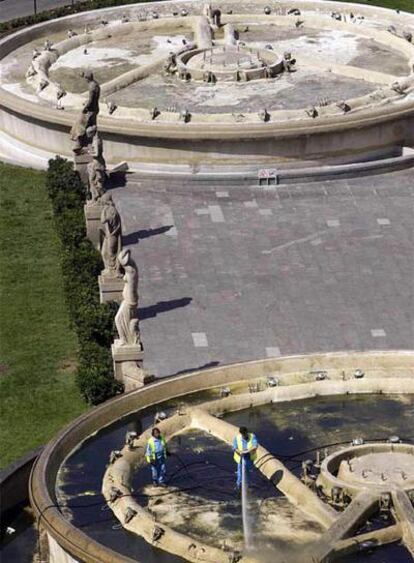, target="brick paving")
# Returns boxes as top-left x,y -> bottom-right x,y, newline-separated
111,169 -> 414,377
